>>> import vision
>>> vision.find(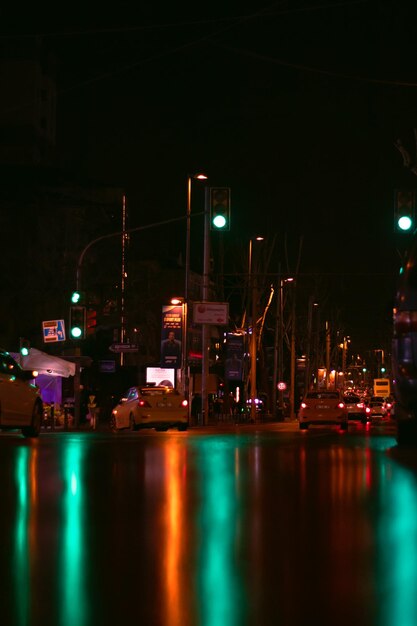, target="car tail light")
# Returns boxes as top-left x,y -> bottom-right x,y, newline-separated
138,399 -> 151,408
357,402 -> 364,408
181,399 -> 188,407
386,402 -> 392,409
394,310 -> 417,335
338,402 -> 345,409
300,402 -> 307,409
365,406 -> 371,414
